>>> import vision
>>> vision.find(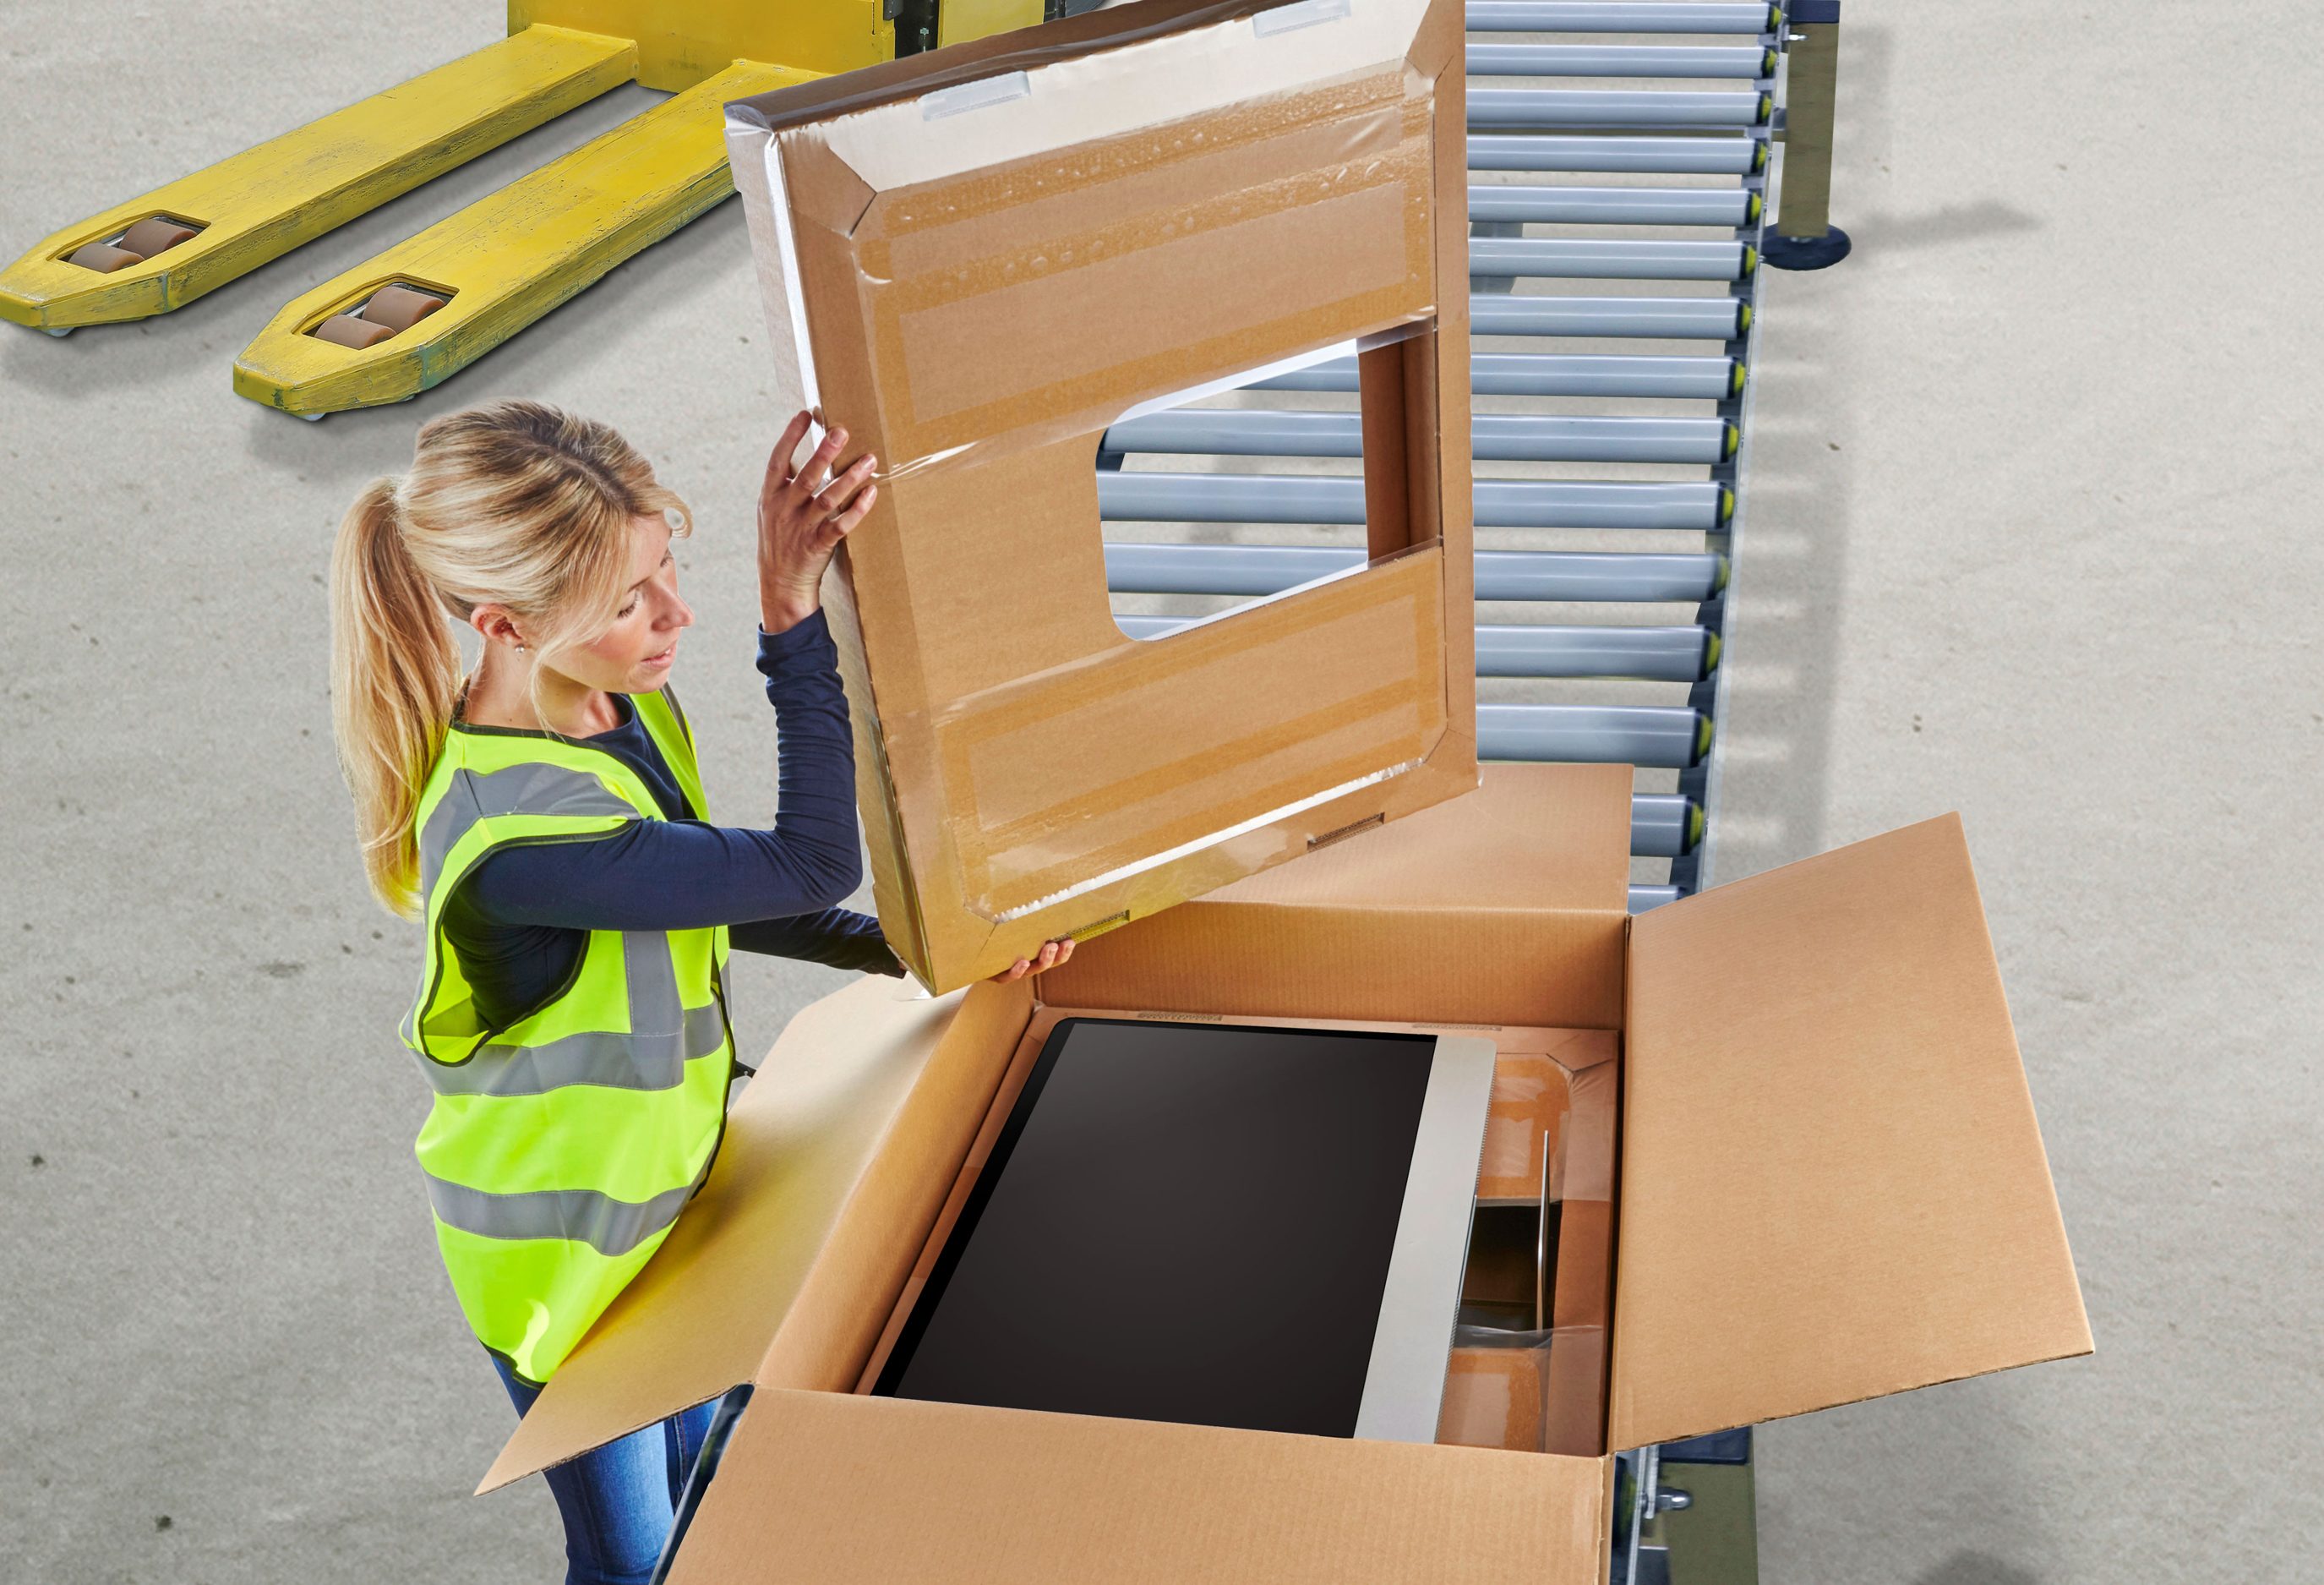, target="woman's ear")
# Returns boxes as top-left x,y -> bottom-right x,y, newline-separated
470,602 -> 532,653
